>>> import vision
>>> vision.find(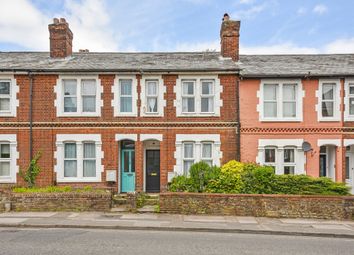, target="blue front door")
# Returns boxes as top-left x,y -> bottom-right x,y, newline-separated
121,141 -> 135,192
